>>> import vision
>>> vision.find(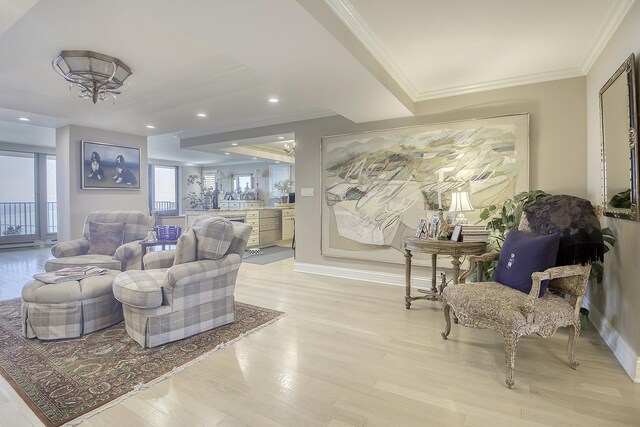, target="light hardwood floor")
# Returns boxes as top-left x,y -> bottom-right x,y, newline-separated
1,249 -> 639,426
